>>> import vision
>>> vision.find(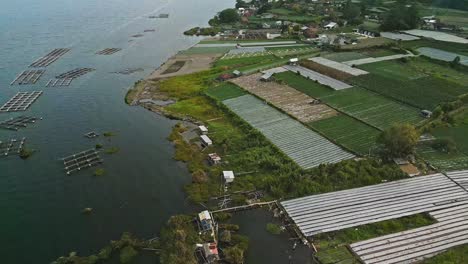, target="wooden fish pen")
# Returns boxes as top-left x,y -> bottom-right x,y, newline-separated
144,29 -> 155,32
84,131 -> 99,138
0,116 -> 40,131
0,91 -> 43,112
96,48 -> 121,55
131,34 -> 144,38
56,68 -> 95,79
10,70 -> 45,85
29,48 -> 70,67
45,78 -> 73,87
61,149 -> 103,175
0,138 -> 26,157
46,68 -> 95,87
